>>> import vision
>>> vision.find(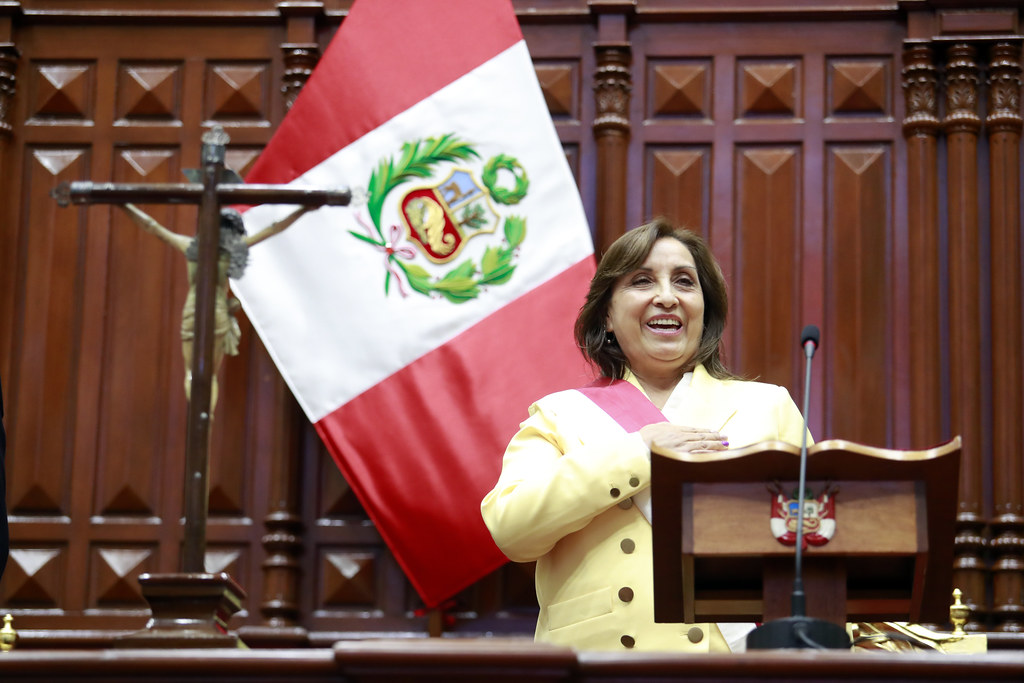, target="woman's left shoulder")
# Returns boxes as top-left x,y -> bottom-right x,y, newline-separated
716,376 -> 791,401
